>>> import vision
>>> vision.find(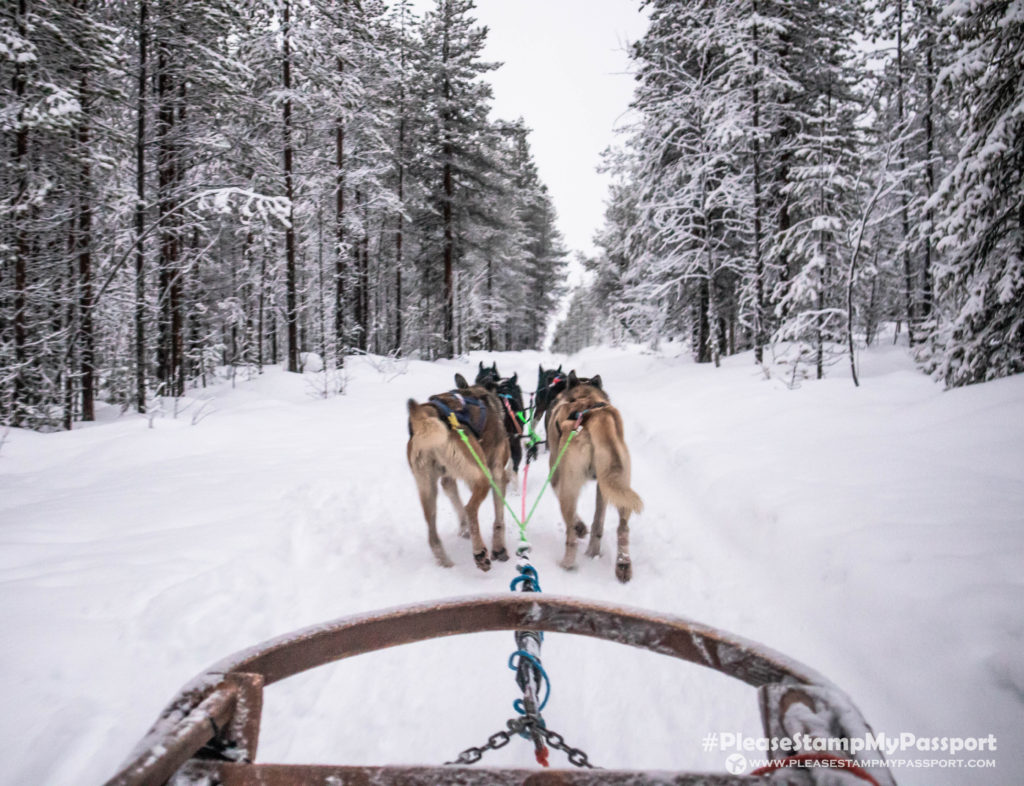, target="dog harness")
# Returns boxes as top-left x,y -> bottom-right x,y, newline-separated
567,401 -> 608,423
429,392 -> 488,439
